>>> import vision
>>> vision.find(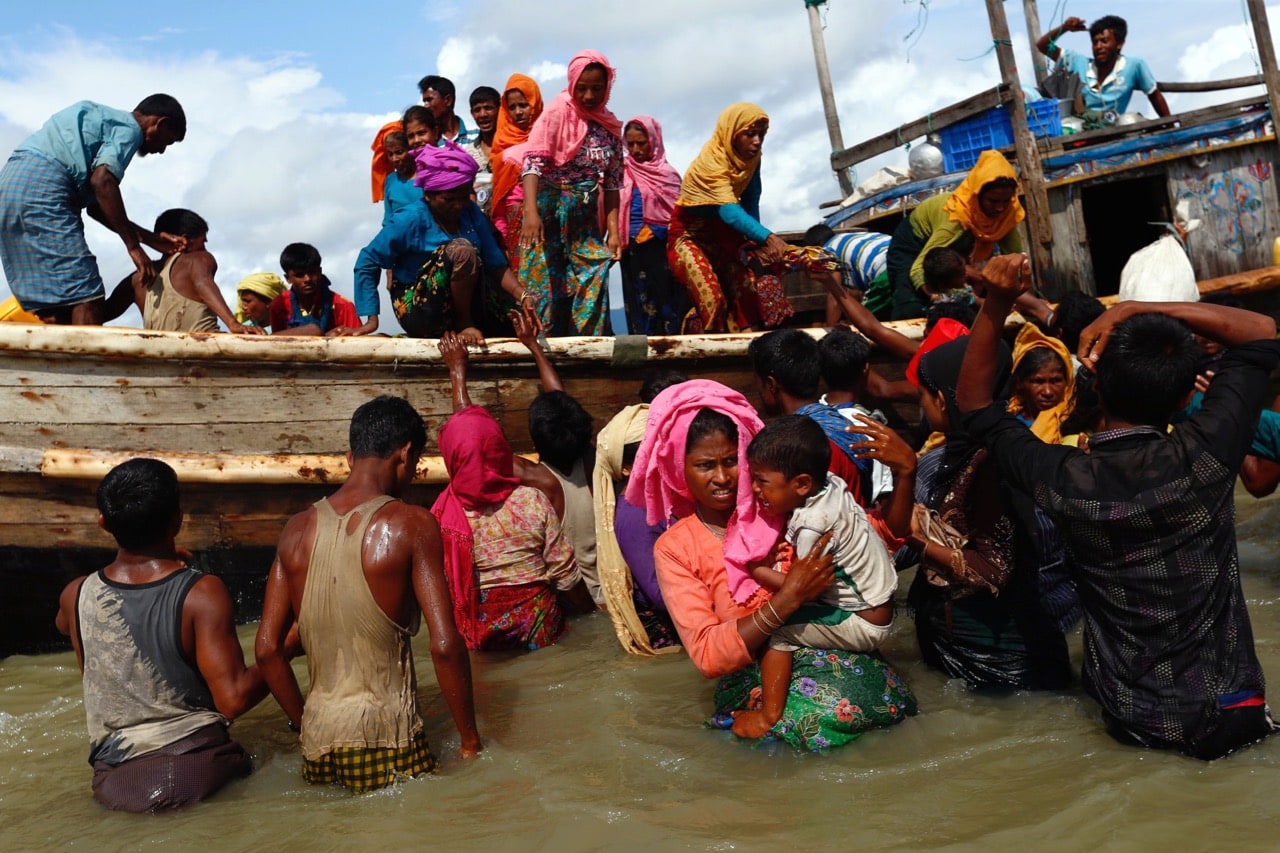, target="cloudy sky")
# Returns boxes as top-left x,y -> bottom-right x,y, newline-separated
0,0 -> 1273,329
